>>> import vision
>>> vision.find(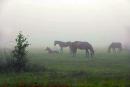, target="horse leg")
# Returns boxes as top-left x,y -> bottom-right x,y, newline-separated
86,49 -> 89,57
88,48 -> 94,58
90,52 -> 93,58
72,51 -> 75,57
60,47 -> 63,53
73,49 -> 77,57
